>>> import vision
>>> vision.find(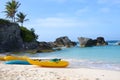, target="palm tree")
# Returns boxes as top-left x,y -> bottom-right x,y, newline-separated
16,12 -> 29,26
4,0 -> 20,22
